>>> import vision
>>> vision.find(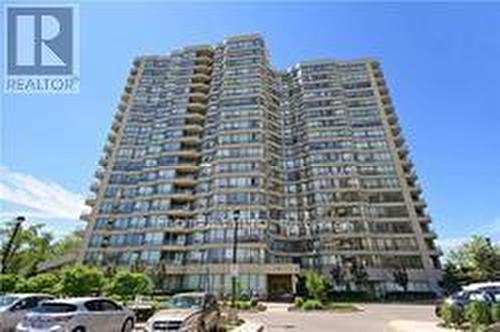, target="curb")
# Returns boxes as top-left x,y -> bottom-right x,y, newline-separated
233,321 -> 265,332
387,320 -> 451,332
